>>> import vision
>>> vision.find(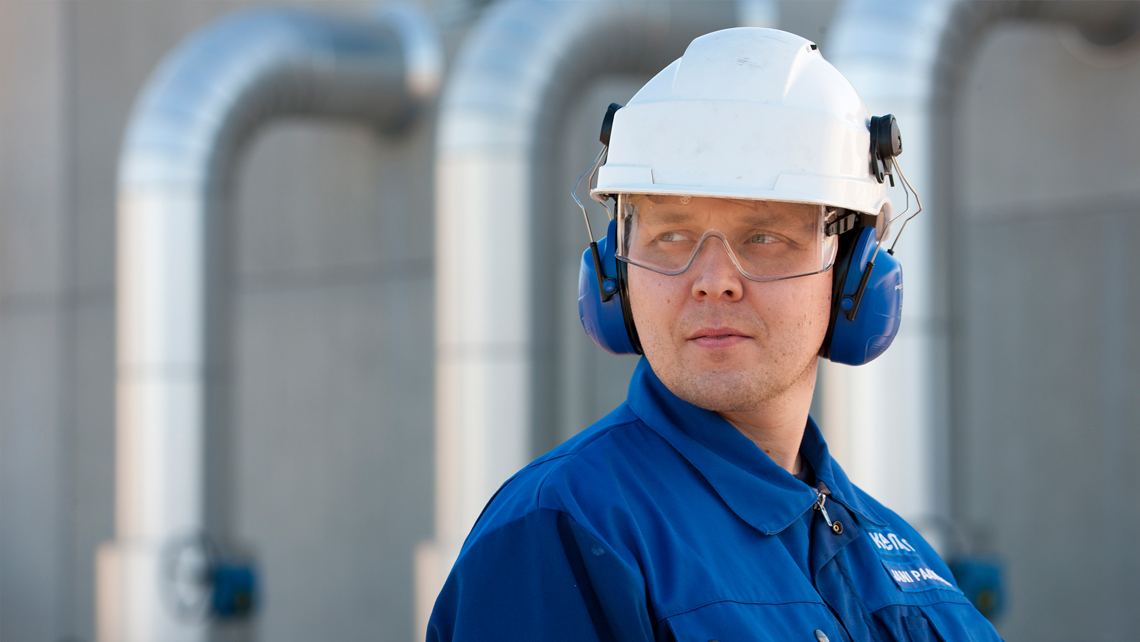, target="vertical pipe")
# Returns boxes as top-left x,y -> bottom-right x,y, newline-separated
823,0 -> 961,540
100,6 -> 440,641
418,0 -> 745,634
